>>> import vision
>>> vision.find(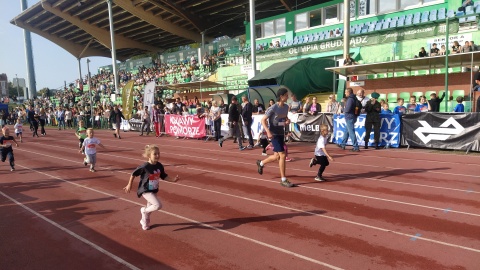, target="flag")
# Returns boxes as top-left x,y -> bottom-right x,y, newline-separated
122,80 -> 135,120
